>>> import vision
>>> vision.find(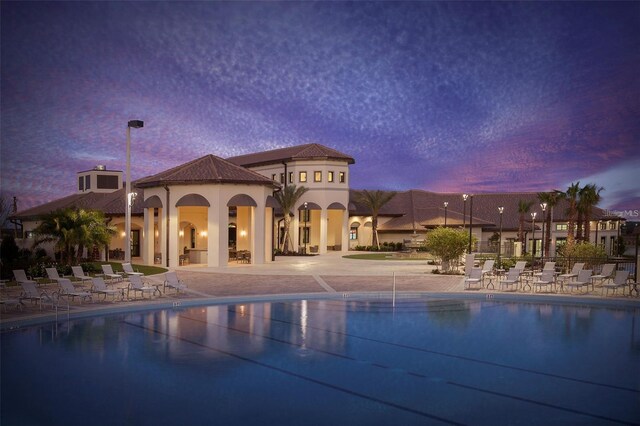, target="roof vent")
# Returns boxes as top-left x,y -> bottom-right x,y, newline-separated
94,165 -> 106,171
